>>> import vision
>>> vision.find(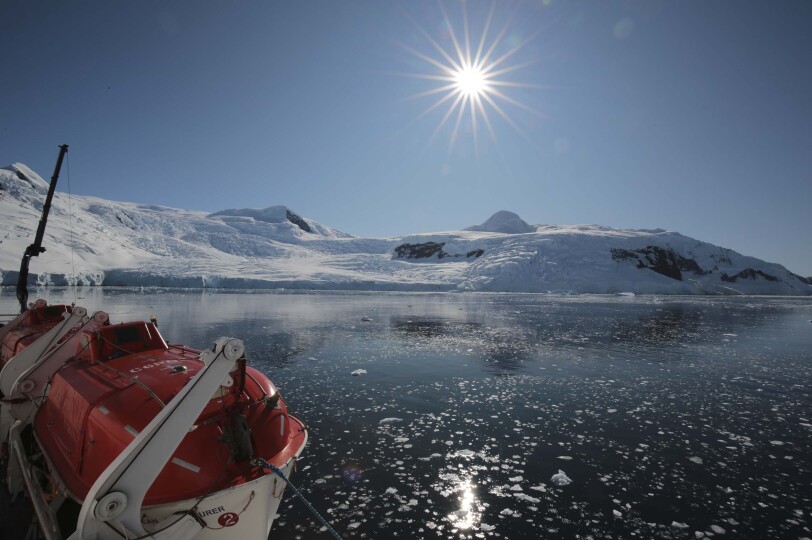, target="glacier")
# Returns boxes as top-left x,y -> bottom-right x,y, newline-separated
1,163 -> 809,295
